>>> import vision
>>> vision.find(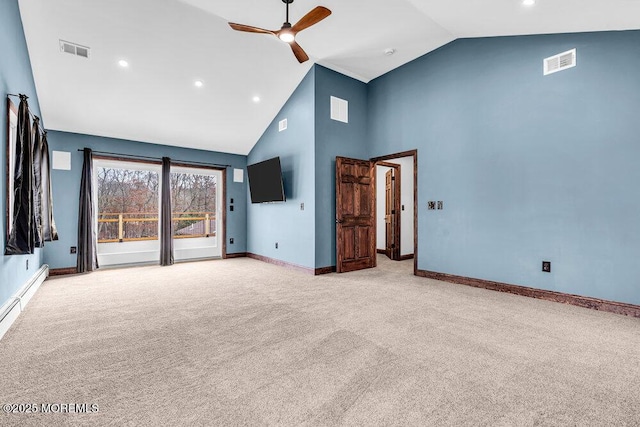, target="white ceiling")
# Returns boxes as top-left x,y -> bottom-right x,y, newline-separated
18,0 -> 640,155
